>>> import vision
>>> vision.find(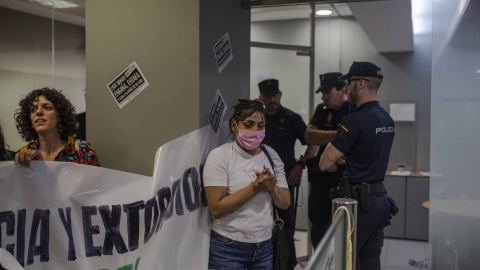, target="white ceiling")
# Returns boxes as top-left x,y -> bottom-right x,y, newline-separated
251,3 -> 353,22
0,0 -> 85,26
348,0 -> 414,52
0,0 -> 414,52
252,0 -> 414,53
